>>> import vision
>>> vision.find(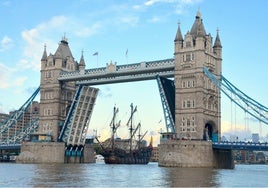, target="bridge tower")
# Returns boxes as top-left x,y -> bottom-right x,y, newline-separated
174,11 -> 222,141
18,37 -> 98,163
159,11 -> 227,168
39,36 -> 83,141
